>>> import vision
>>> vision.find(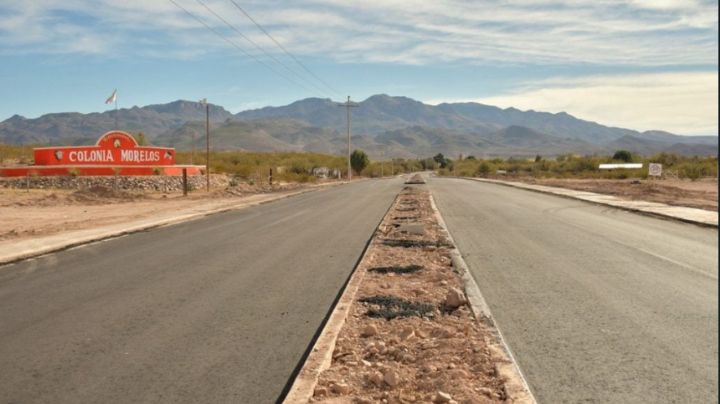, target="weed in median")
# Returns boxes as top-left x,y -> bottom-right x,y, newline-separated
392,216 -> 418,221
381,239 -> 452,248
359,295 -> 435,319
368,265 -> 423,274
